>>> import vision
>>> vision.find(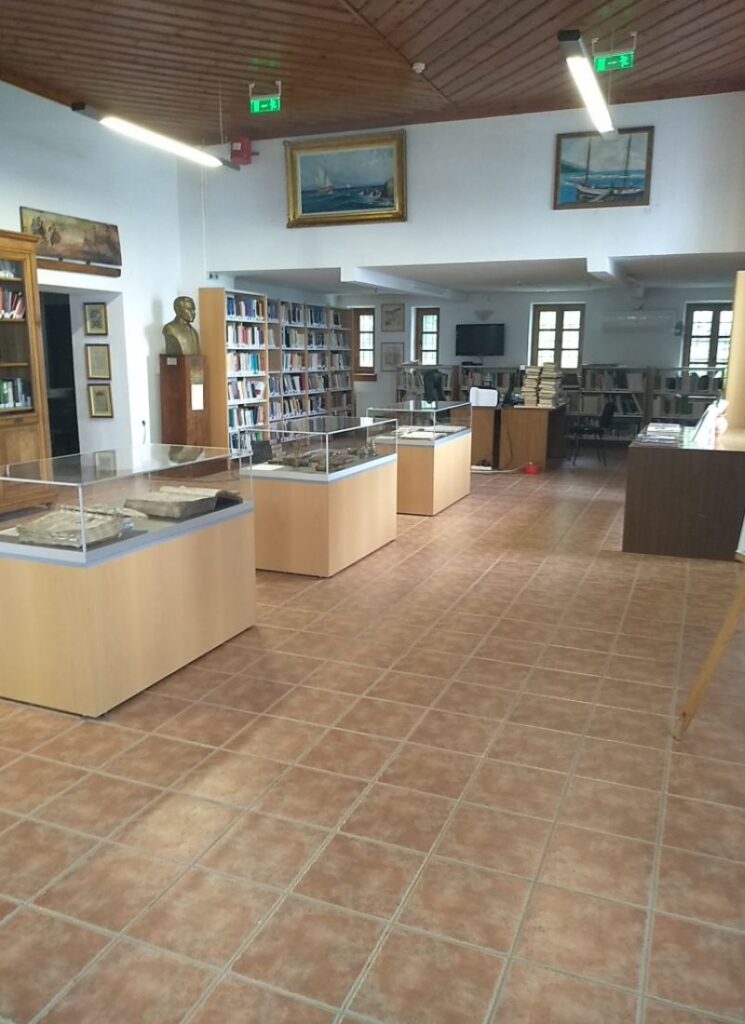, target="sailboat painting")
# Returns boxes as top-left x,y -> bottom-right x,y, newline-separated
285,131 -> 406,227
553,127 -> 654,209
